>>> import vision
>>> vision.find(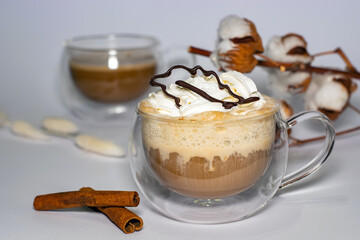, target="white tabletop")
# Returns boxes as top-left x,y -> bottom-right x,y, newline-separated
1,1 -> 360,239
